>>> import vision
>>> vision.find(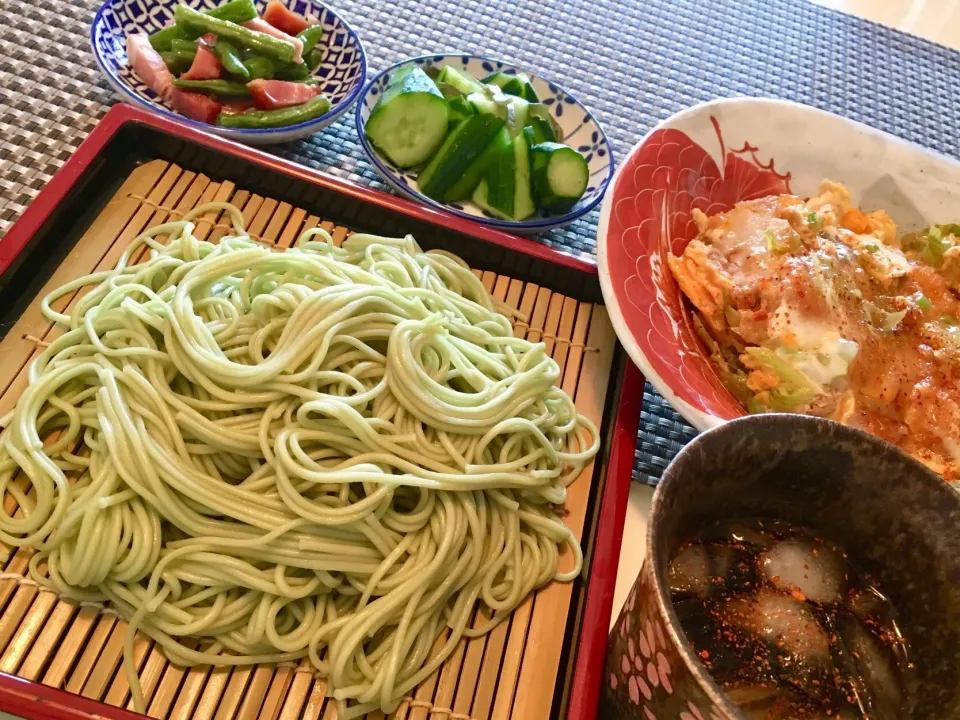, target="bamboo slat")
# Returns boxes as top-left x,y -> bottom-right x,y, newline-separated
0,161 -> 617,720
